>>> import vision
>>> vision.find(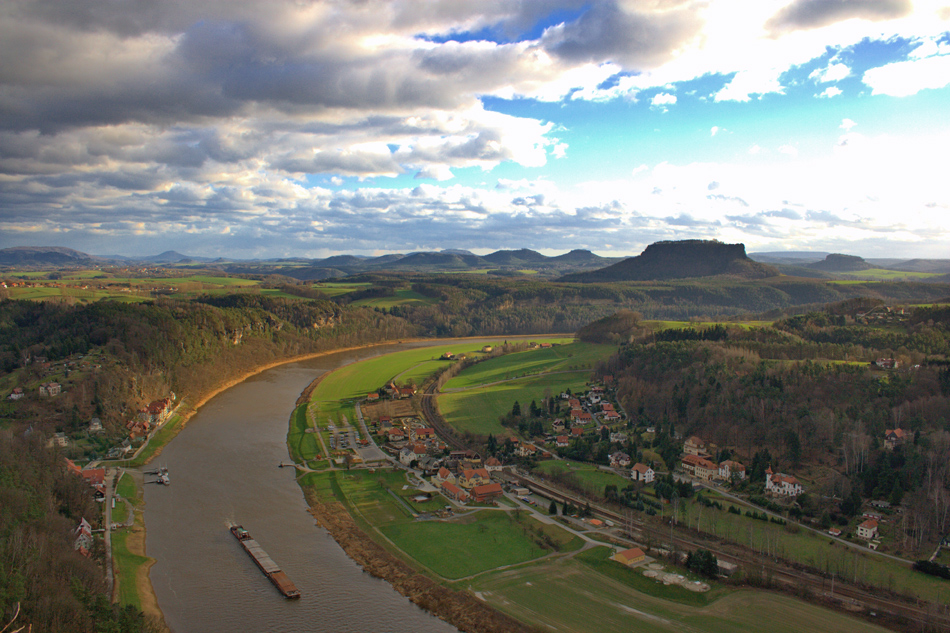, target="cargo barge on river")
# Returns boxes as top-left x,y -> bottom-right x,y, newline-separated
229,525 -> 301,599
